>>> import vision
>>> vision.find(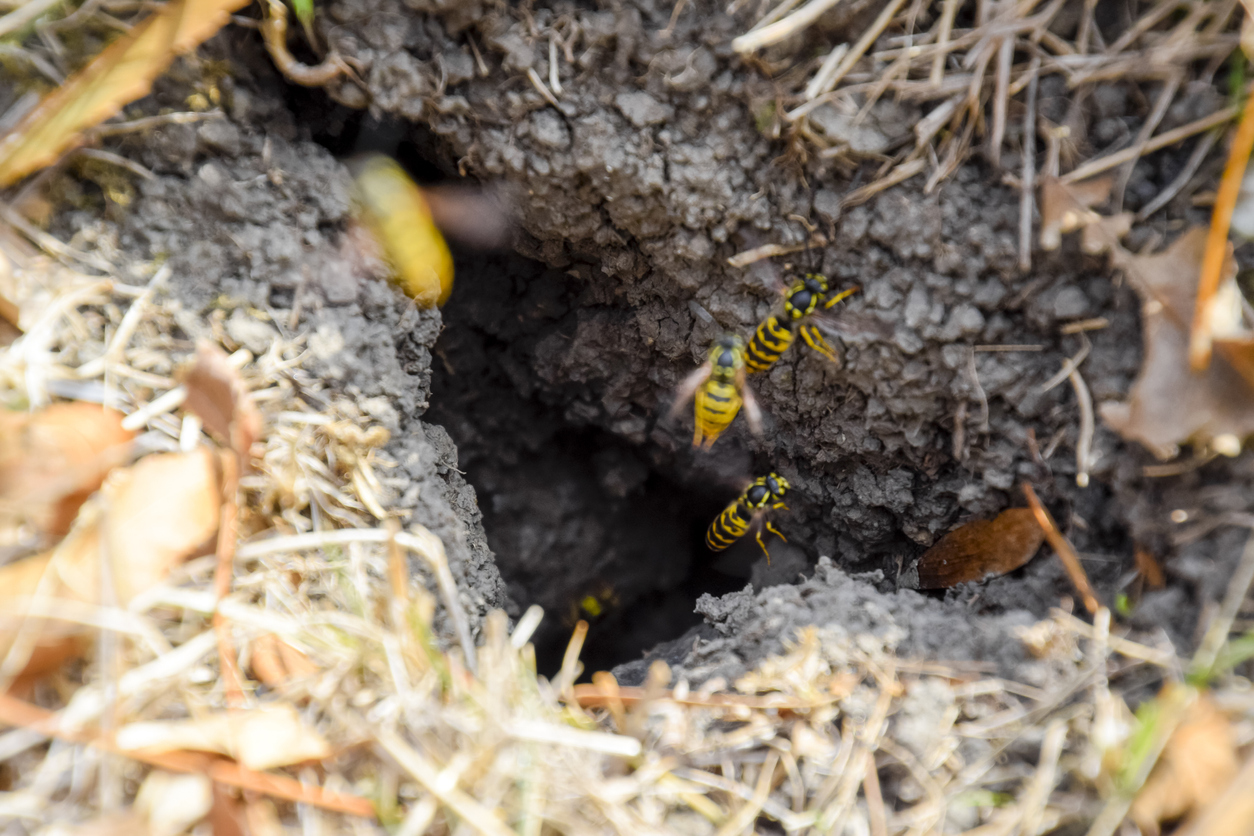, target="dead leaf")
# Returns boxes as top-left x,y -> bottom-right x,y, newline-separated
249,633 -> 318,688
1131,695 -> 1239,835
134,771 -> 213,836
181,341 -> 262,462
1102,228 -> 1254,458
912,508 -> 1045,589
116,704 -> 332,770
1039,175 -> 1114,251
1080,211 -> 1134,256
0,448 -> 220,679
0,402 -> 134,538
1135,545 -> 1166,589
0,0 -> 252,187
